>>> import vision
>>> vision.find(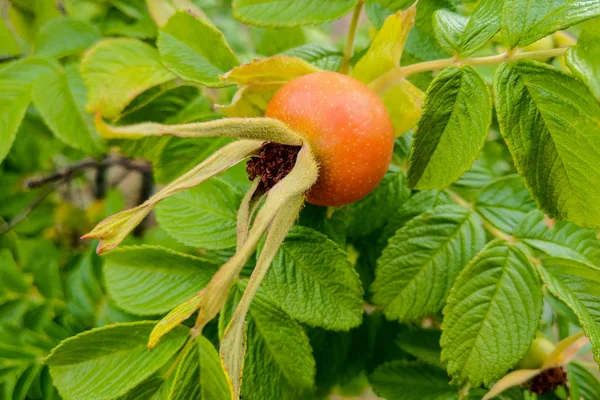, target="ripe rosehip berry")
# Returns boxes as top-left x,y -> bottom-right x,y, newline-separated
265,71 -> 395,207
